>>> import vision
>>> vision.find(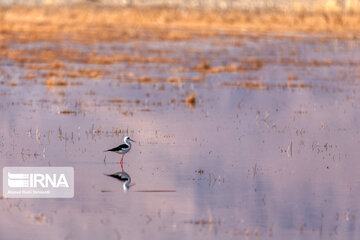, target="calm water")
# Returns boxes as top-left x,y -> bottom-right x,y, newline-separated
1,33 -> 360,239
